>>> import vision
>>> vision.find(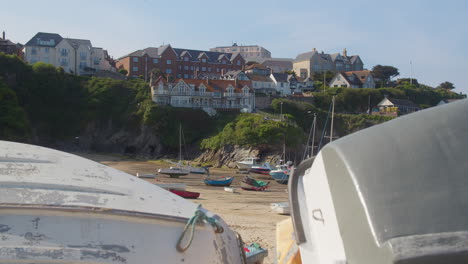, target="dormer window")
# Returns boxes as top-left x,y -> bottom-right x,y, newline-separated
202,58 -> 207,63
222,60 -> 226,64
200,86 -> 206,95
237,60 -> 241,66
184,57 -> 189,62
